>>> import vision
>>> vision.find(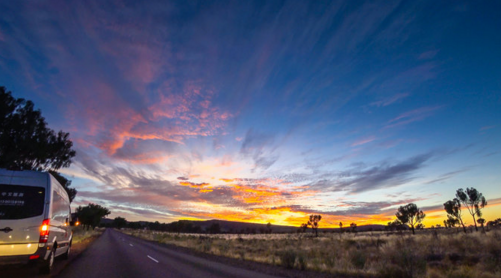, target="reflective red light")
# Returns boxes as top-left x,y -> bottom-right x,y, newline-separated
39,219 -> 50,243
29,255 -> 40,260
